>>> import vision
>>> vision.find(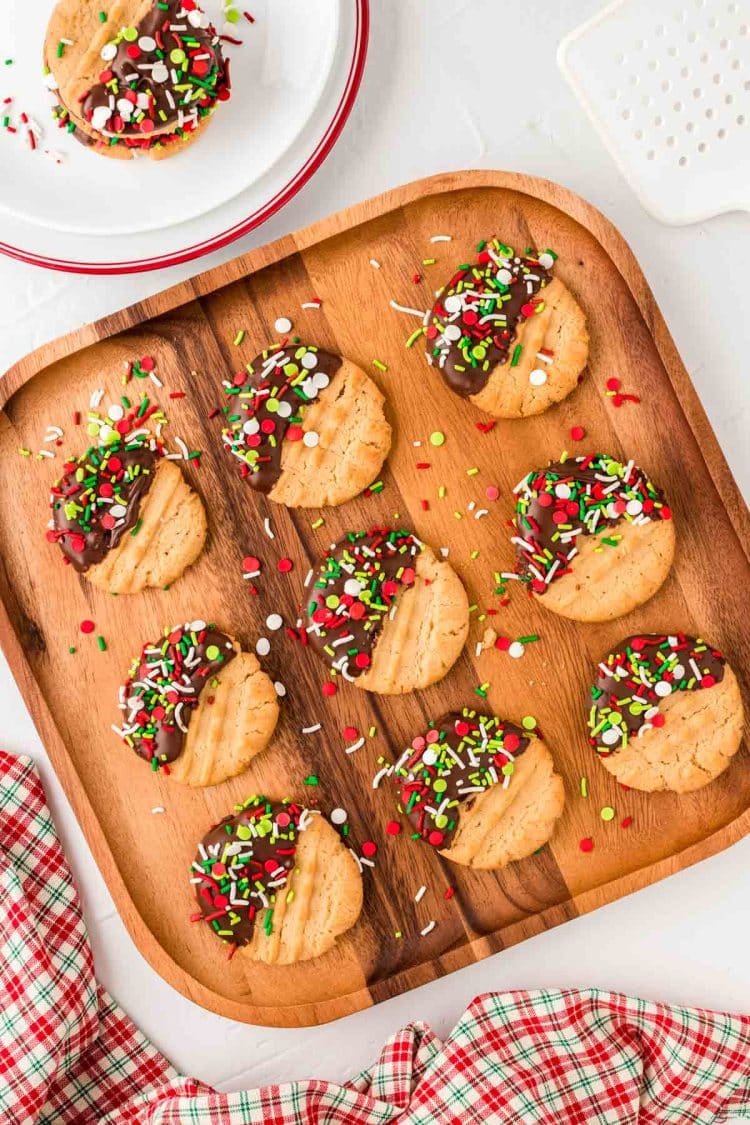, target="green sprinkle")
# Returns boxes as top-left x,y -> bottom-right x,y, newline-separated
233,330 -> 245,346
97,636 -> 106,652
263,908 -> 273,935
372,358 -> 388,372
521,715 -> 537,731
303,775 -> 319,786
130,518 -> 142,537
69,646 -> 76,655
600,806 -> 615,822
429,431 -> 445,447
98,10 -> 107,20
510,344 -> 522,367
580,776 -> 588,798
405,326 -> 425,348
518,634 -> 539,644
